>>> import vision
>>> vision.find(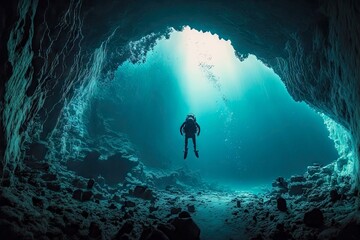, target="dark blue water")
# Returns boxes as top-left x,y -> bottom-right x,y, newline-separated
95,27 -> 338,186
